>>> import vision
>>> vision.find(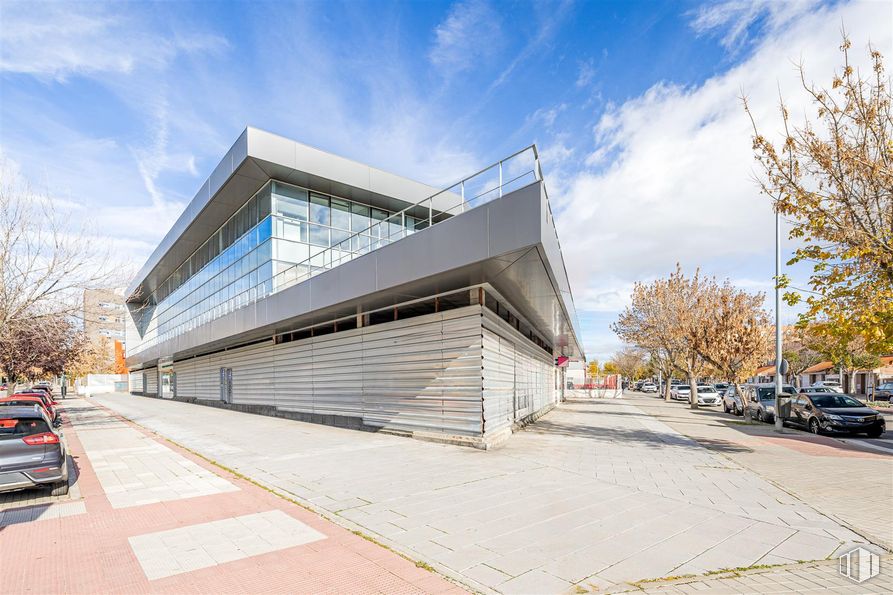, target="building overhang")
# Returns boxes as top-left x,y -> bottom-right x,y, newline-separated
127,180 -> 585,367
126,127 -> 458,302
